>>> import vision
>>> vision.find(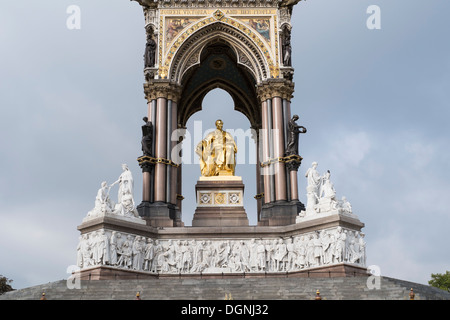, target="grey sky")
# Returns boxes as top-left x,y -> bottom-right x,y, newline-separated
0,0 -> 449,290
